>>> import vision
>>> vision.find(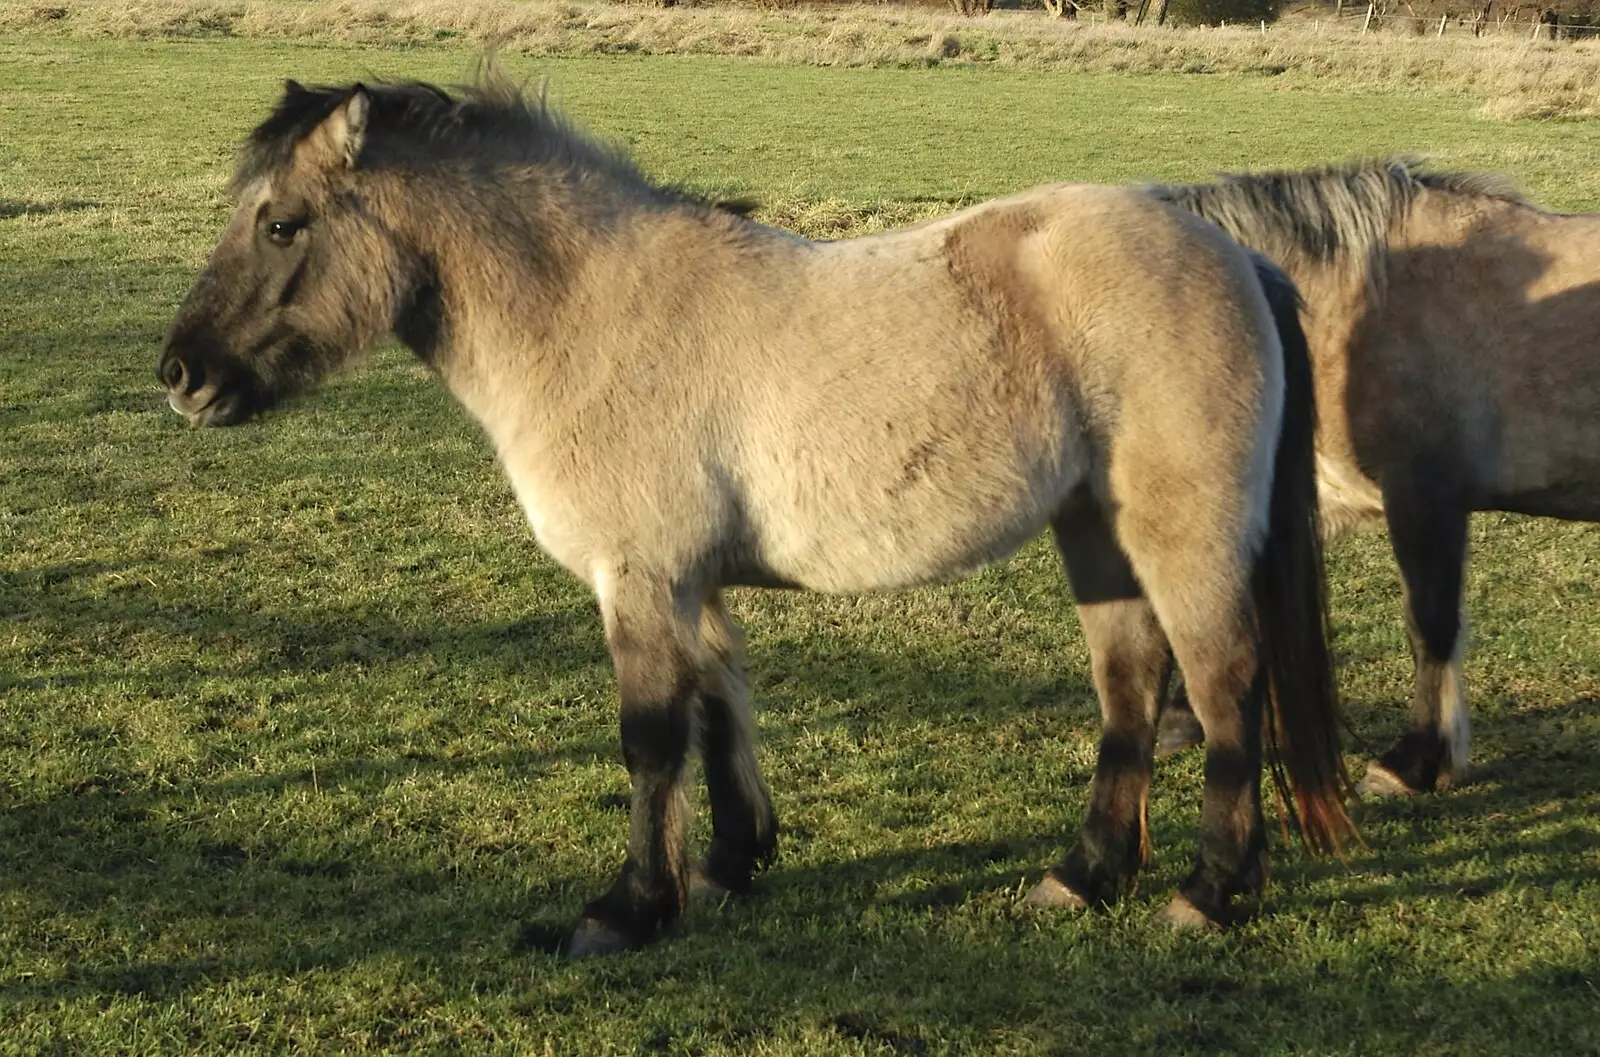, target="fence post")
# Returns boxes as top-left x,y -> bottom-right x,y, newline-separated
1361,2 -> 1375,35
1437,12 -> 1447,35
